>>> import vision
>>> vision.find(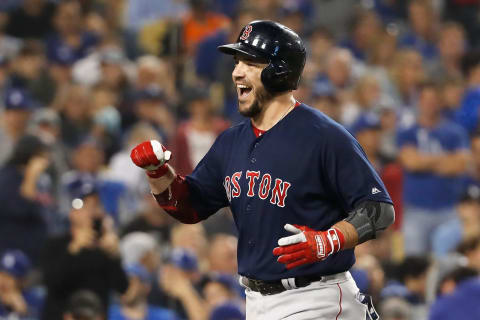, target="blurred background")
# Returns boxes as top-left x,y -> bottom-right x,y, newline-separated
1,0 -> 480,319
